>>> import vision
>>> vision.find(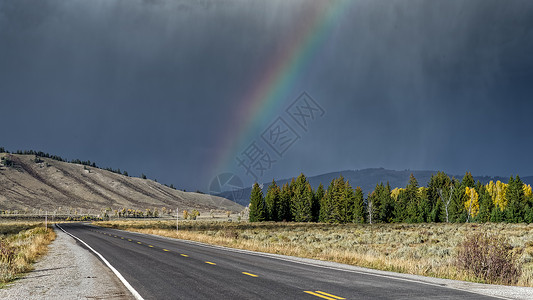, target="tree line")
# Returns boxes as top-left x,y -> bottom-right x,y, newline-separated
249,172 -> 533,223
